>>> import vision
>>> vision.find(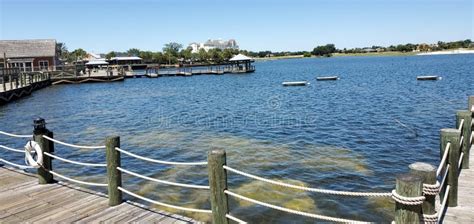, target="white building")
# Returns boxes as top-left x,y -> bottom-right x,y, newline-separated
189,39 -> 239,53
